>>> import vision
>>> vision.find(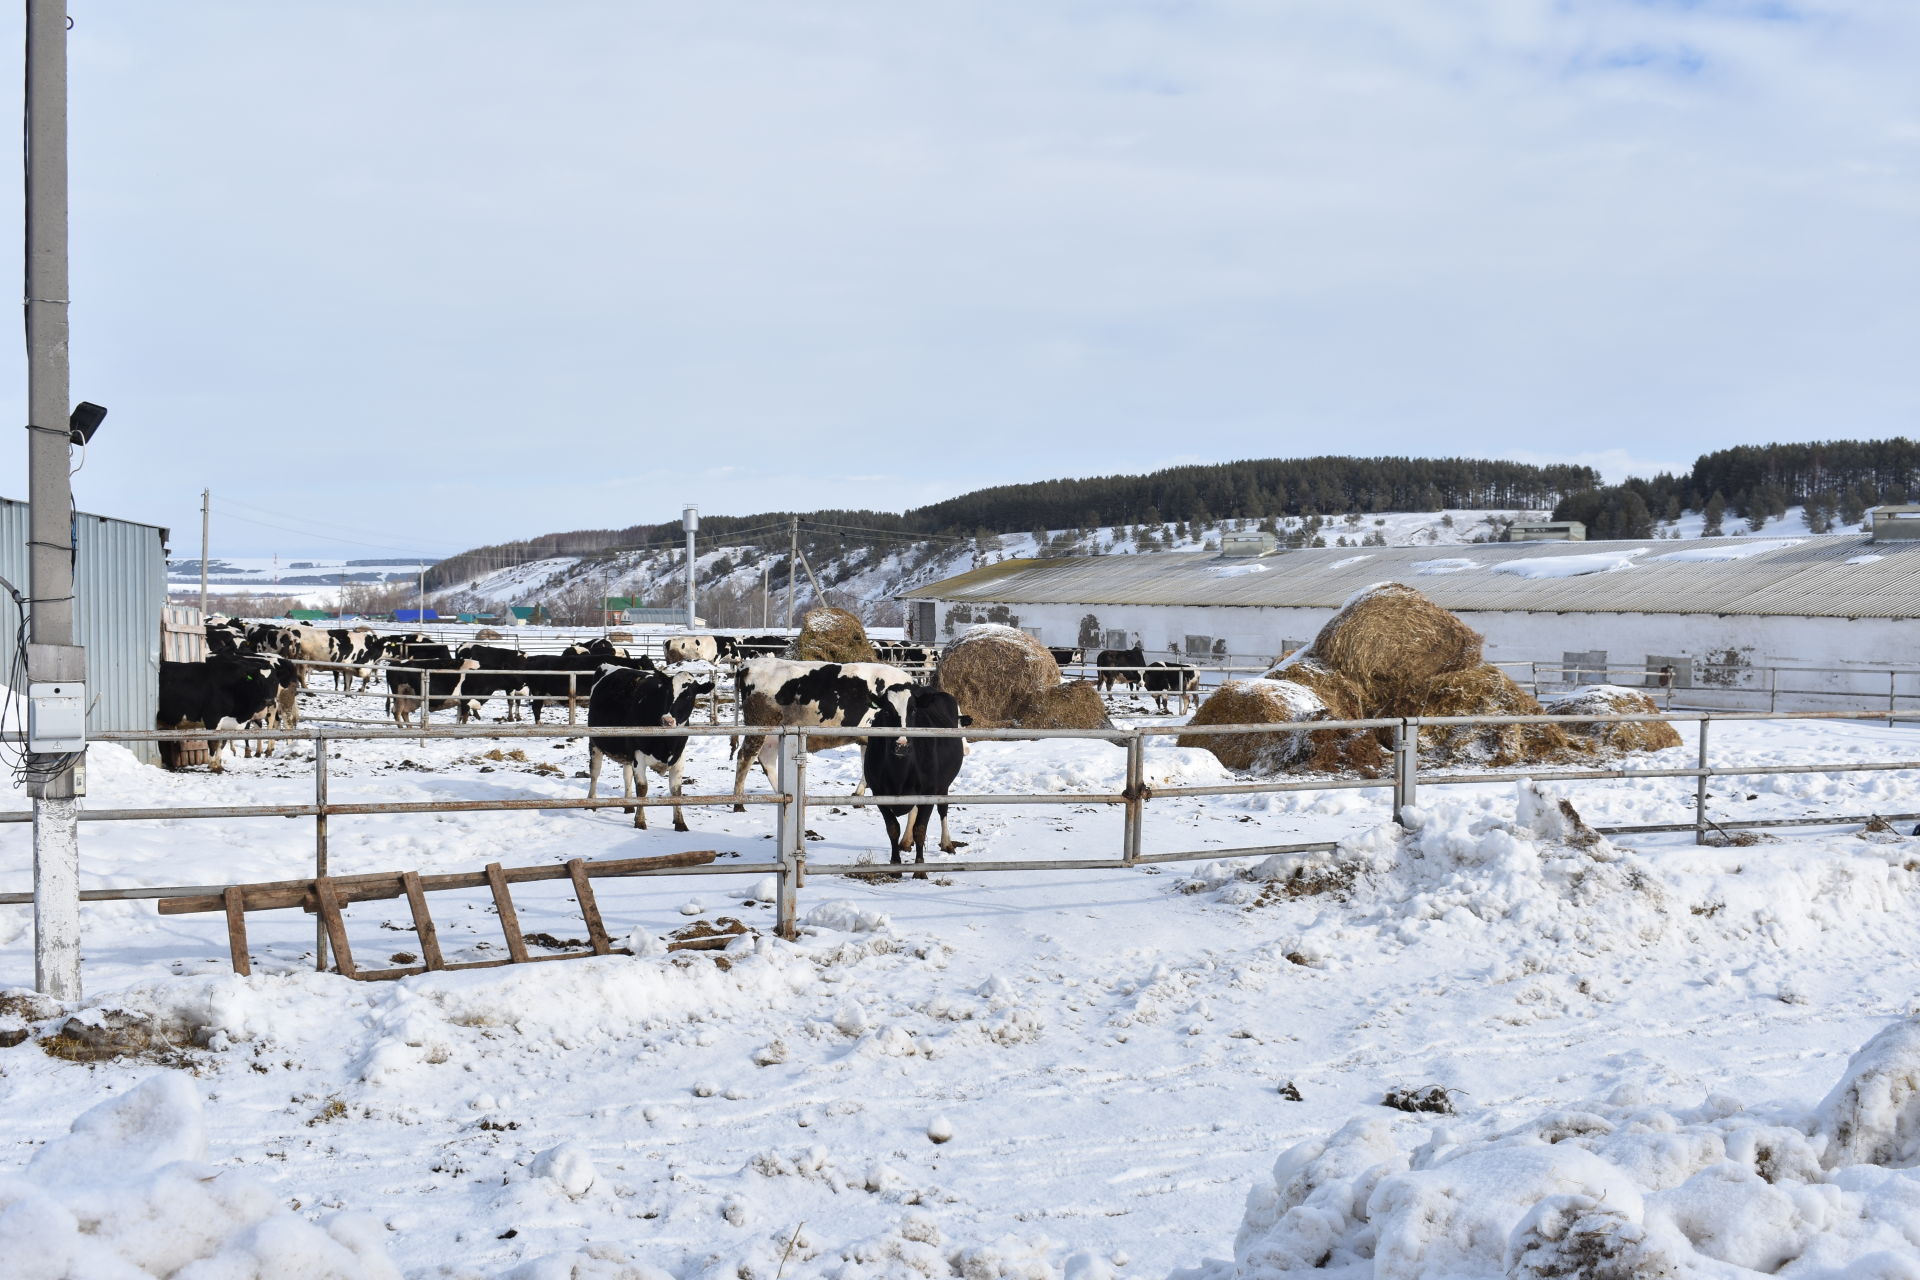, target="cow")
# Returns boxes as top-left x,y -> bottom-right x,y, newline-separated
586,667 -> 717,832
386,656 -> 480,727
204,619 -> 247,656
734,634 -> 788,659
1143,661 -> 1199,714
279,625 -> 334,686
730,657 -> 917,808
327,627 -> 385,690
524,649 -> 654,723
664,636 -> 720,665
158,654 -> 296,771
246,622 -> 294,655
862,686 -> 969,878
1096,644 -> 1146,694
873,642 -> 934,669
454,645 -> 532,722
1048,646 -> 1084,668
